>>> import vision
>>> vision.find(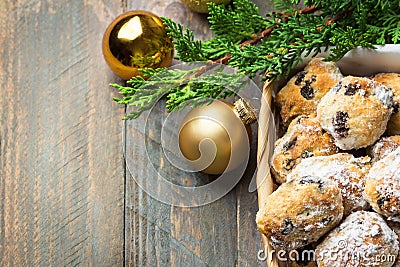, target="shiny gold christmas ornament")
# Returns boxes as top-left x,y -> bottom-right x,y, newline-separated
181,0 -> 232,13
102,10 -> 174,80
179,99 -> 256,175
